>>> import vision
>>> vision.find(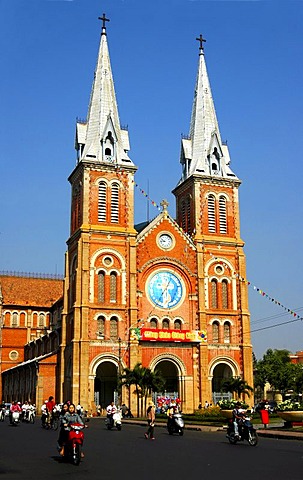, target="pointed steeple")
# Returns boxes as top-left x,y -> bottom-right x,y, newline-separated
180,35 -> 237,180
75,15 -> 134,166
